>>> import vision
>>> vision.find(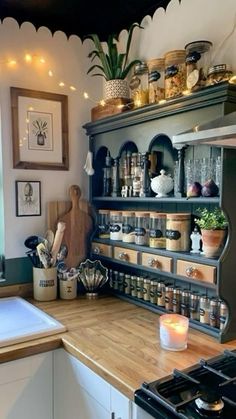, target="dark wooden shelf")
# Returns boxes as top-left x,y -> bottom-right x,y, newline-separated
92,196 -> 220,204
